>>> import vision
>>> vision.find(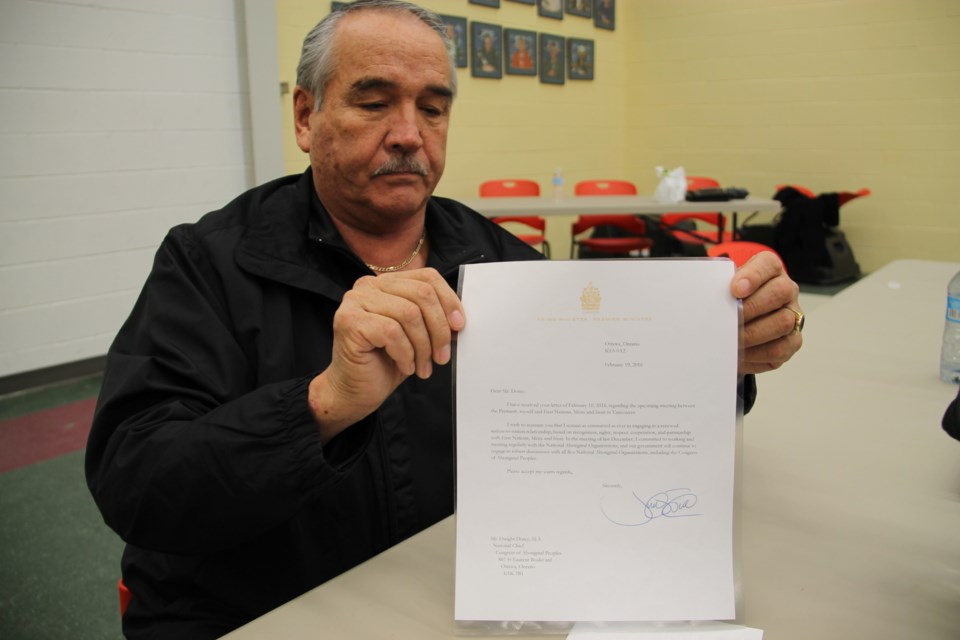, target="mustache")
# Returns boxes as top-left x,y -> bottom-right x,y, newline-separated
372,155 -> 428,177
